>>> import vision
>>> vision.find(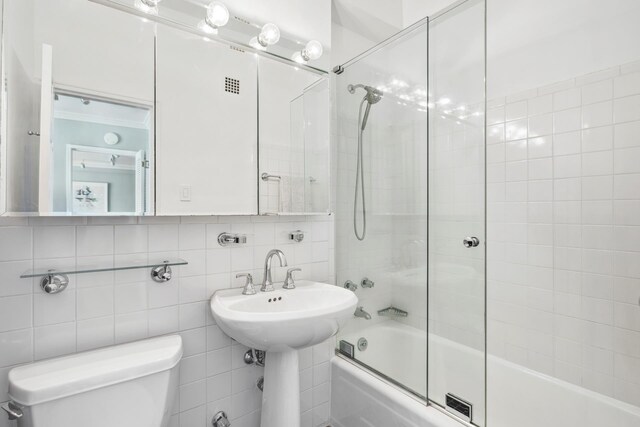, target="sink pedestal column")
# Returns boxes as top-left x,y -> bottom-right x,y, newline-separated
261,350 -> 300,427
